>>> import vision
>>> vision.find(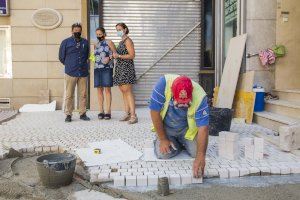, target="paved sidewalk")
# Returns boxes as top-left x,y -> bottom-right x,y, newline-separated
0,109 -> 18,125
0,108 -> 299,188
